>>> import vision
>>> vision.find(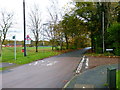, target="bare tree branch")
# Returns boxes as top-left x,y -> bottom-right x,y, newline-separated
0,10 -> 14,44
28,5 -> 42,52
